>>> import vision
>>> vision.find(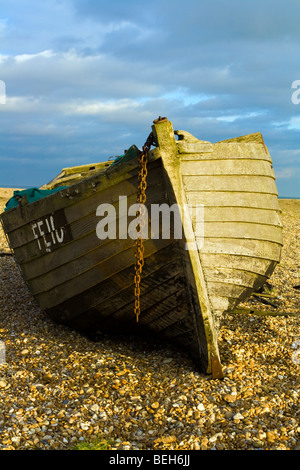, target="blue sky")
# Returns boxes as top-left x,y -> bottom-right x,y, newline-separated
0,0 -> 299,196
